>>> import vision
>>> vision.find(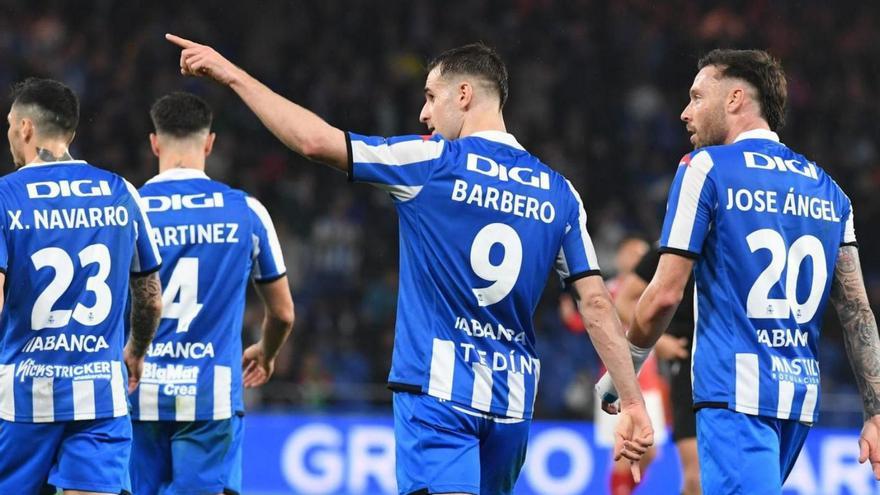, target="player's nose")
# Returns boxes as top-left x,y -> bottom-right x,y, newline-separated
680,104 -> 692,122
